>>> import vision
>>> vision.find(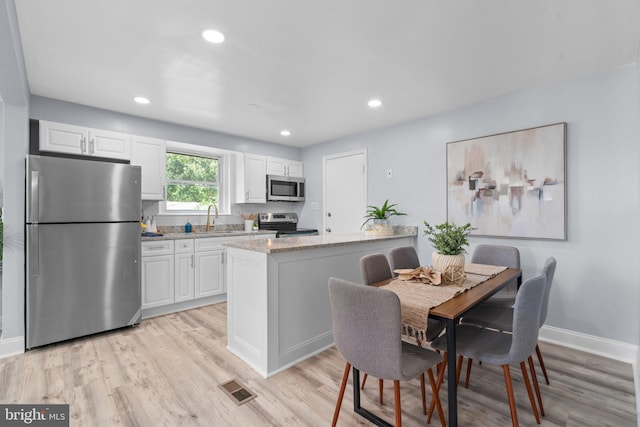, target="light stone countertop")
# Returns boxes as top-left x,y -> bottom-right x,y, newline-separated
224,228 -> 418,254
141,230 -> 276,241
